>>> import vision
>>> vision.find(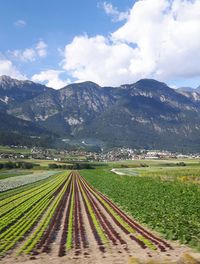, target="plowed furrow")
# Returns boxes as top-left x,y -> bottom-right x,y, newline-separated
1,170 -> 189,264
